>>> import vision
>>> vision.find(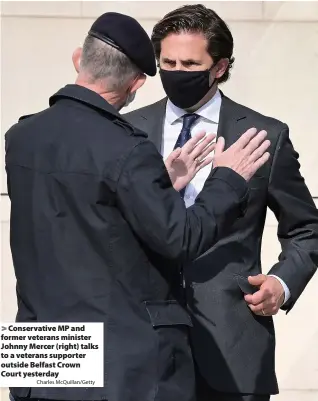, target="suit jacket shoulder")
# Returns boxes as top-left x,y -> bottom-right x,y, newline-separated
123,93 -> 288,154
218,95 -> 288,179
123,98 -> 166,123
223,96 -> 286,132
124,95 -> 286,137
122,99 -> 167,150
